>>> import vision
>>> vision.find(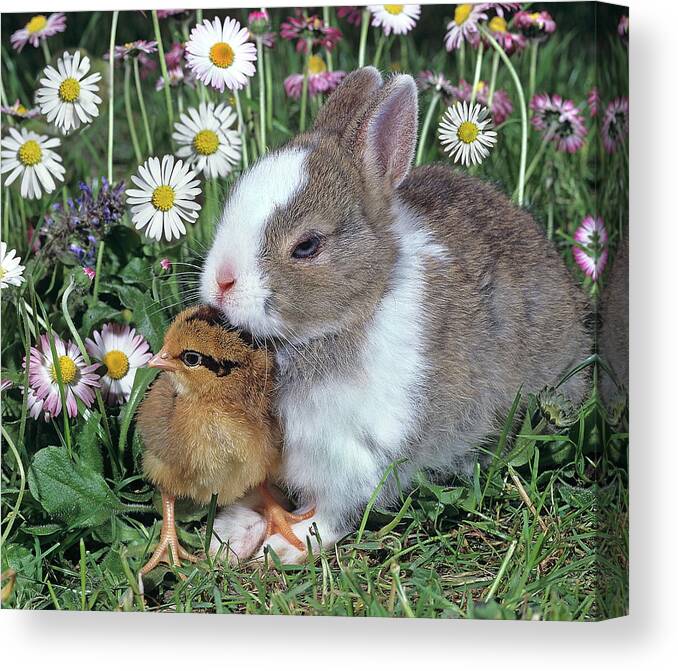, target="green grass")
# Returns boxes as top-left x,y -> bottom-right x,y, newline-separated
0,4 -> 628,618
2,386 -> 628,618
